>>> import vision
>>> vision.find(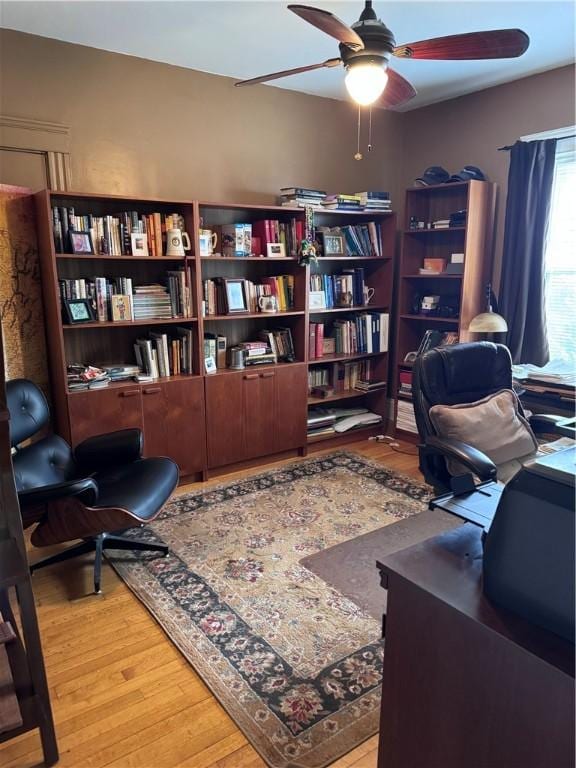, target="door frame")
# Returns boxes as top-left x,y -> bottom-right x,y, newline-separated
0,115 -> 72,190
